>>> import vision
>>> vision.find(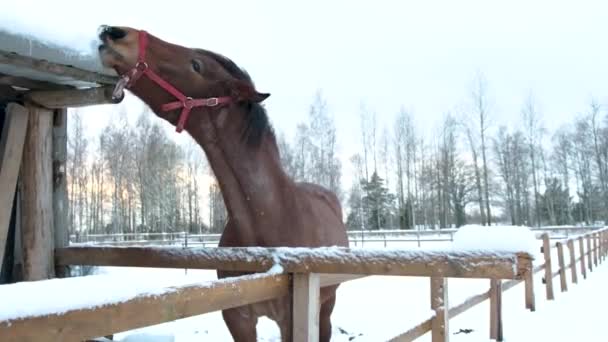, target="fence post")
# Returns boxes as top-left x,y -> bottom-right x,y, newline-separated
524,270 -> 535,311
431,277 -> 449,342
579,236 -> 587,279
567,239 -> 577,284
292,273 -> 320,342
556,242 -> 567,292
490,279 -> 503,341
542,233 -> 554,300
587,235 -> 593,272
593,232 -> 598,267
